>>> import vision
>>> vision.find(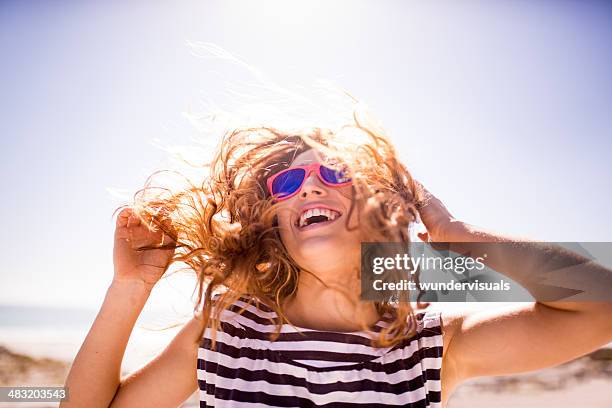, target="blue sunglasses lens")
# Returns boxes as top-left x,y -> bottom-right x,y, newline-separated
320,165 -> 351,184
271,168 -> 306,198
